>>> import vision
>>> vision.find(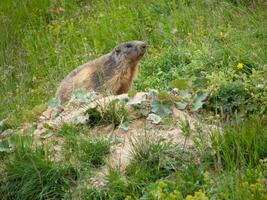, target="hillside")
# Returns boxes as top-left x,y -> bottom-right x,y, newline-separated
0,0 -> 267,199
